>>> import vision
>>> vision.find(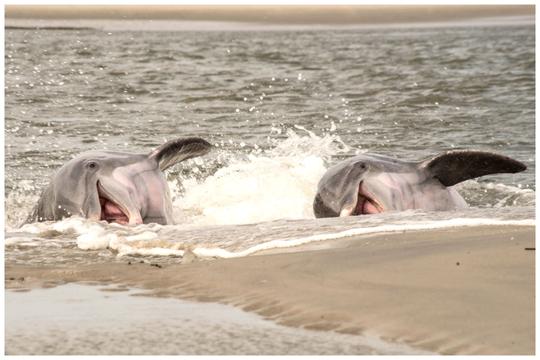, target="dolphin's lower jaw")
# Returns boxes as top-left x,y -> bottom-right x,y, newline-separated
341,181 -> 384,217
97,182 -> 142,225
